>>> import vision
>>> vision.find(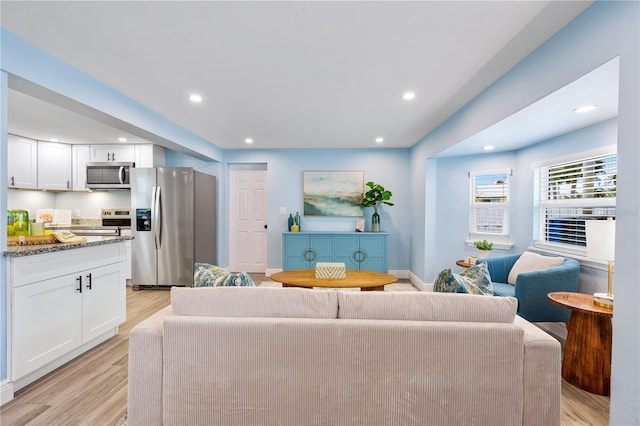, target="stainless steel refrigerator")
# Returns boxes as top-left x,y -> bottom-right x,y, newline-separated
131,167 -> 216,288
